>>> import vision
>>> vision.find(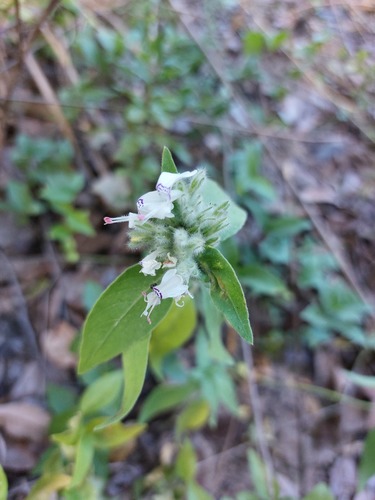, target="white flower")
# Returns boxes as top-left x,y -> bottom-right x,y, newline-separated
103,212 -> 139,228
156,170 -> 197,197
140,250 -> 162,276
162,253 -> 177,268
136,190 -> 180,222
141,269 -> 191,323
104,170 -> 198,228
